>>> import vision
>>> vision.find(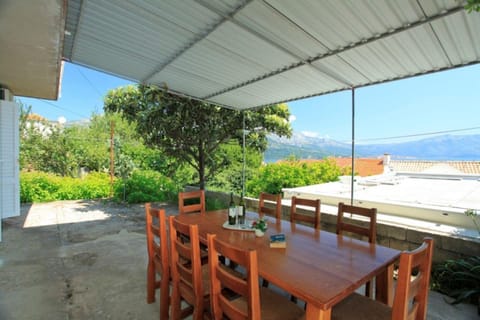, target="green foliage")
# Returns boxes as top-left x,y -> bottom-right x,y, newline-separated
432,256 -> 480,306
20,172 -> 61,202
465,209 -> 480,235
104,84 -> 292,189
207,142 -> 263,195
246,158 -> 344,196
252,218 -> 267,232
20,172 -> 110,203
206,197 -> 228,211
465,0 -> 480,13
19,106 -> 78,176
114,170 -> 177,204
